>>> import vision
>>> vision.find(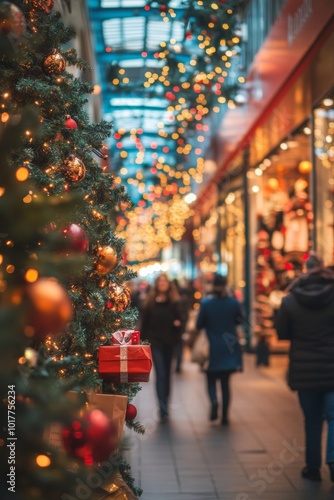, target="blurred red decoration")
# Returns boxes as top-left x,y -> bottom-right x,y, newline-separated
64,115 -> 78,130
0,2 -> 26,37
125,404 -> 137,421
31,0 -> 54,13
24,278 -> 72,339
62,224 -> 89,253
61,409 -> 117,465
